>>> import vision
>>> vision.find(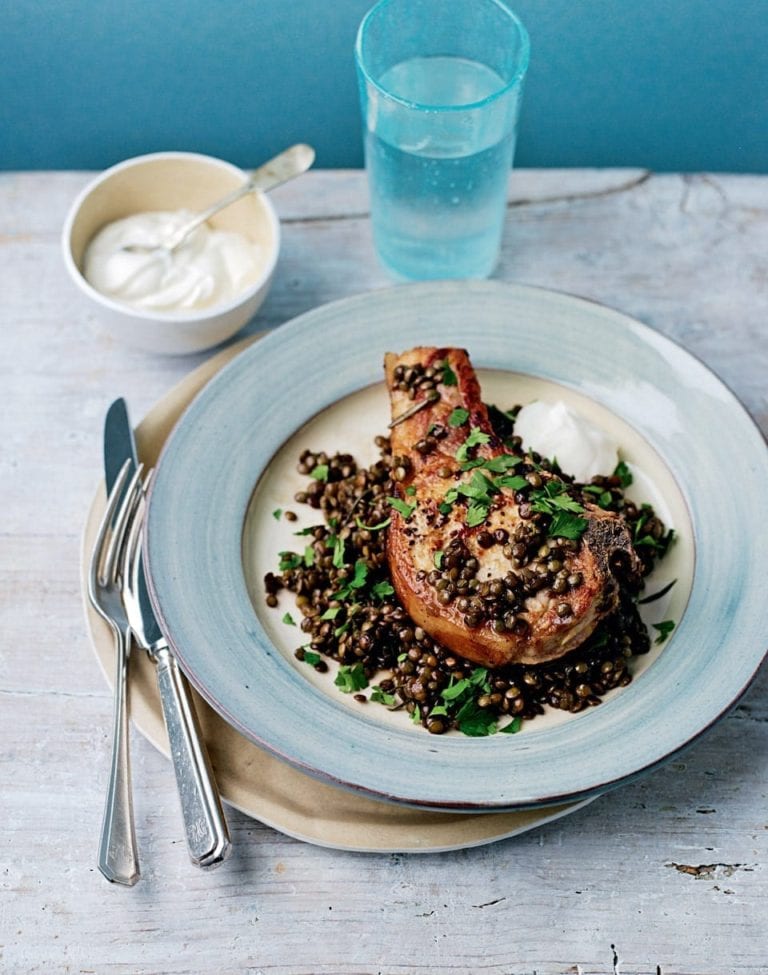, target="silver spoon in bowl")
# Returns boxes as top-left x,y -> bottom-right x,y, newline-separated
121,143 -> 315,255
